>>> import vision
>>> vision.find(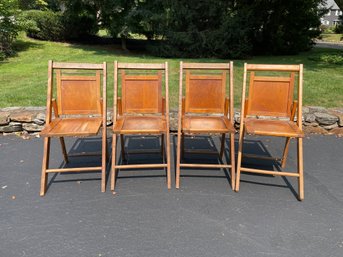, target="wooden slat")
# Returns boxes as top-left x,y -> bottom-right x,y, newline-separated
253,76 -> 292,82
182,63 -> 231,70
52,62 -> 104,70
46,167 -> 102,173
240,167 -> 300,177
117,63 -> 165,70
246,64 -> 300,72
124,75 -> 161,81
189,75 -> 223,80
60,76 -> 97,81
